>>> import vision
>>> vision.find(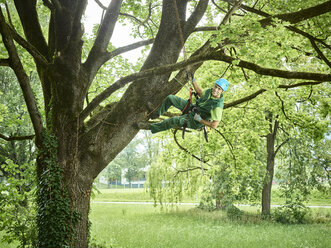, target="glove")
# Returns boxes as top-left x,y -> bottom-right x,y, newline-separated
194,113 -> 202,122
